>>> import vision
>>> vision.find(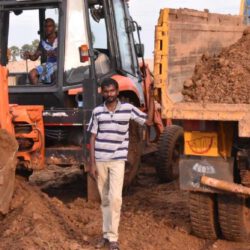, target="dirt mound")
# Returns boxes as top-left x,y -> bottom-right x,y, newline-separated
0,129 -> 18,214
1,160 -> 250,249
0,176 -> 99,250
0,129 -> 18,168
182,27 -> 250,104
